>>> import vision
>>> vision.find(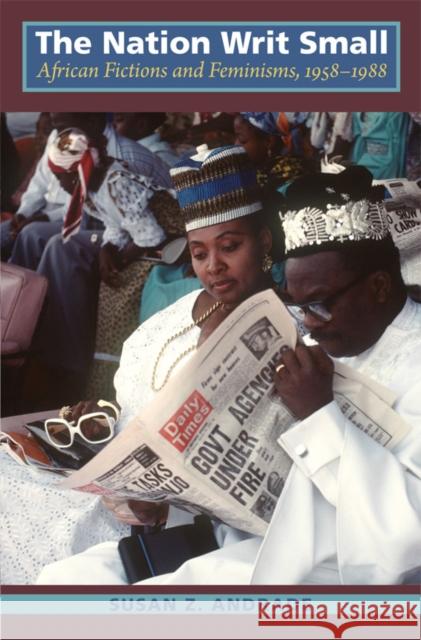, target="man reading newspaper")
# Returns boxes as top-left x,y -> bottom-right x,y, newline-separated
38,168 -> 421,585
